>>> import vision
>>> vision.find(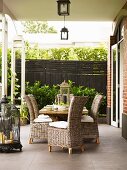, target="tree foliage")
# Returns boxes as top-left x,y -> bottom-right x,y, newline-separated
22,21 -> 57,33
24,42 -> 108,61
